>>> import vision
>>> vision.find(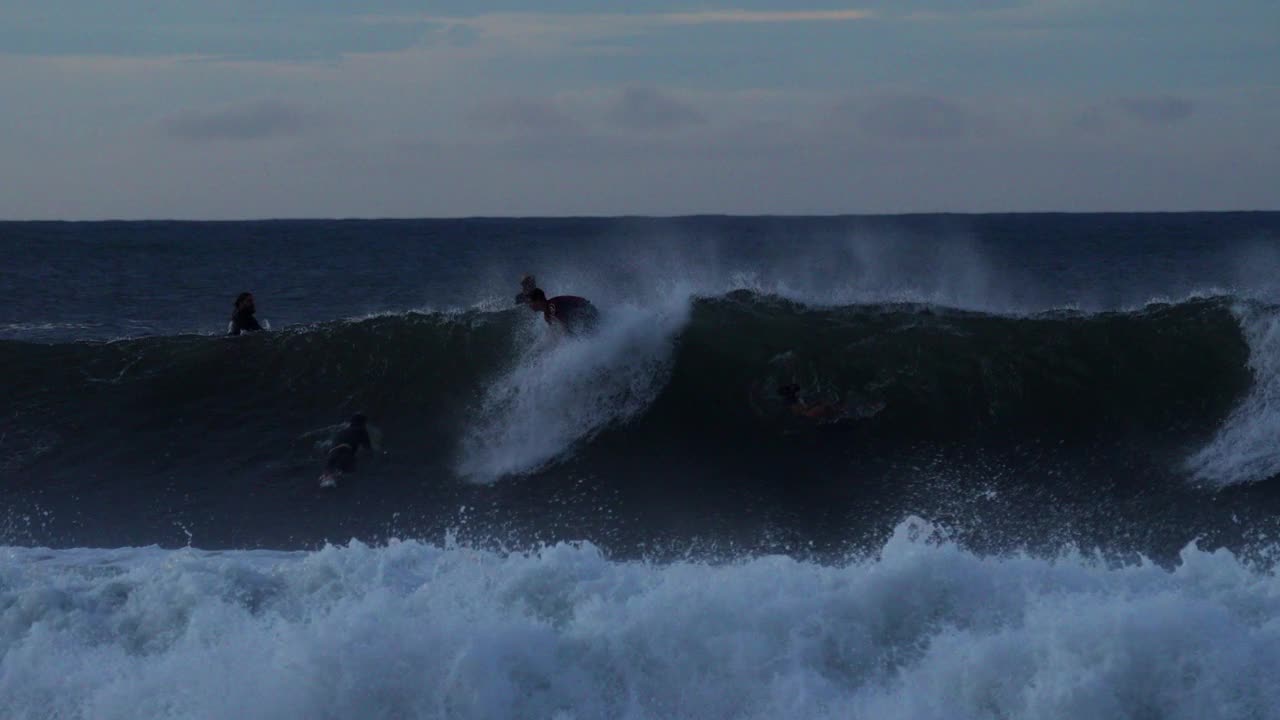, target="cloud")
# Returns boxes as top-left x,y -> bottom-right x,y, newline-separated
164,100 -> 314,141
467,97 -> 579,133
366,9 -> 876,29
1074,94 -> 1197,133
0,4 -> 433,61
1116,95 -> 1195,125
655,10 -> 875,24
19,54 -> 212,74
467,87 -> 705,136
608,87 -> 704,131
851,95 -> 974,140
358,9 -> 876,50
